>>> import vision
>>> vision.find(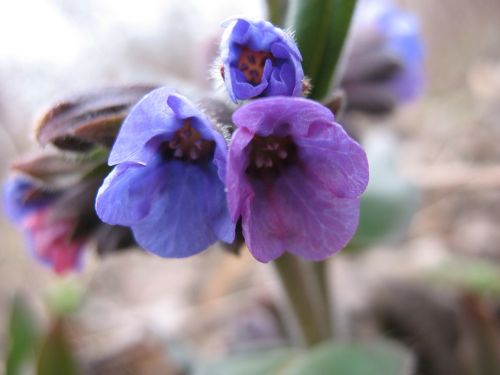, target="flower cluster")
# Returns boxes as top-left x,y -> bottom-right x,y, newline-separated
6,18 -> 370,272
341,0 -> 424,114
3,87 -> 148,273
95,19 -> 368,263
